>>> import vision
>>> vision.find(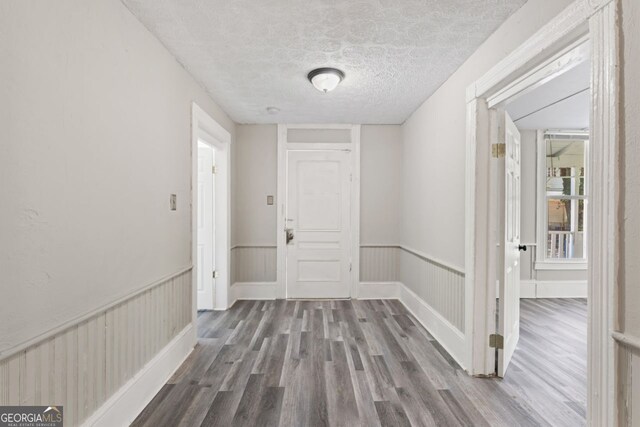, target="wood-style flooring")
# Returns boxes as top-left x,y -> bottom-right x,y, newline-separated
132,298 -> 586,426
